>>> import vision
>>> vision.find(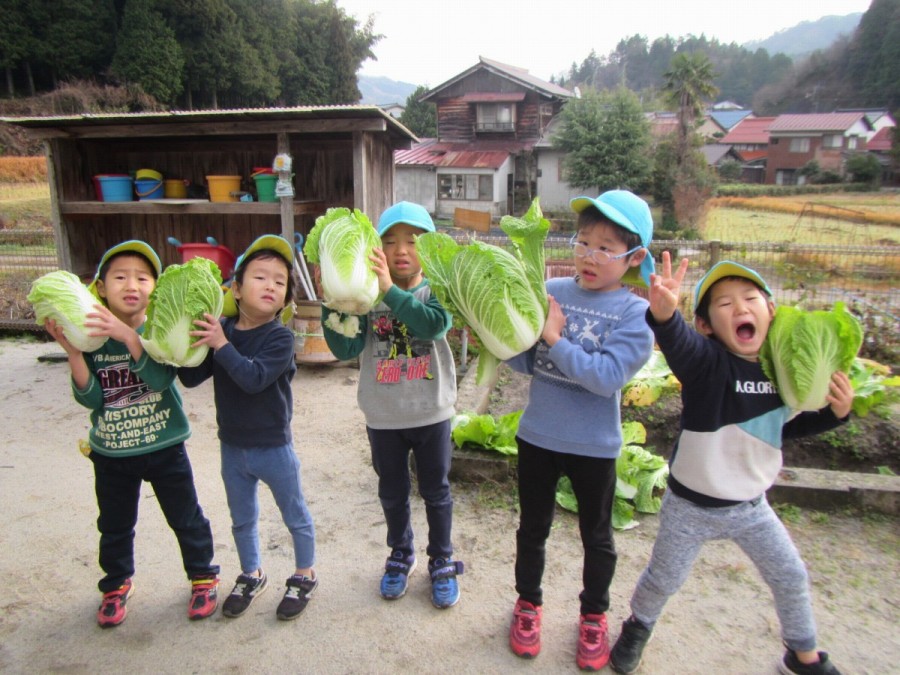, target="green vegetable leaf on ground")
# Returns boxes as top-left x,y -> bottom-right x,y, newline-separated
451,410 -> 522,456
